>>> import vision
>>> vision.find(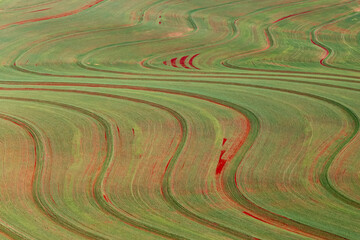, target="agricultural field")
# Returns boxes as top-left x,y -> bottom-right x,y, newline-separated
0,0 -> 359,239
